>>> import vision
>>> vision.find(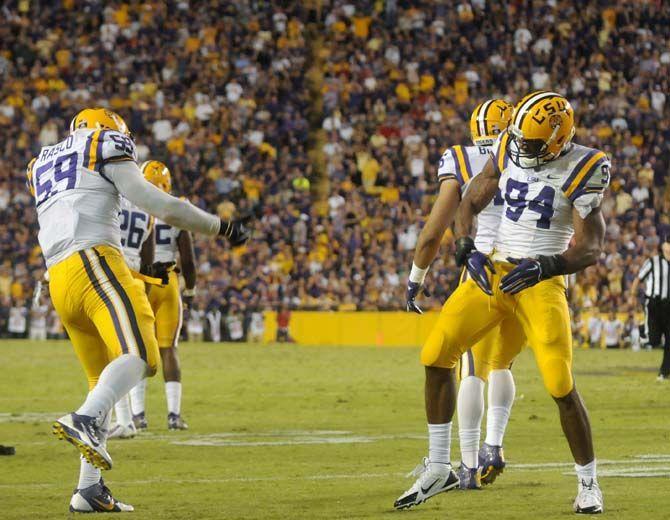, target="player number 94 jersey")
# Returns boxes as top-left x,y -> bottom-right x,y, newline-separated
26,128 -> 137,268
491,131 -> 611,259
